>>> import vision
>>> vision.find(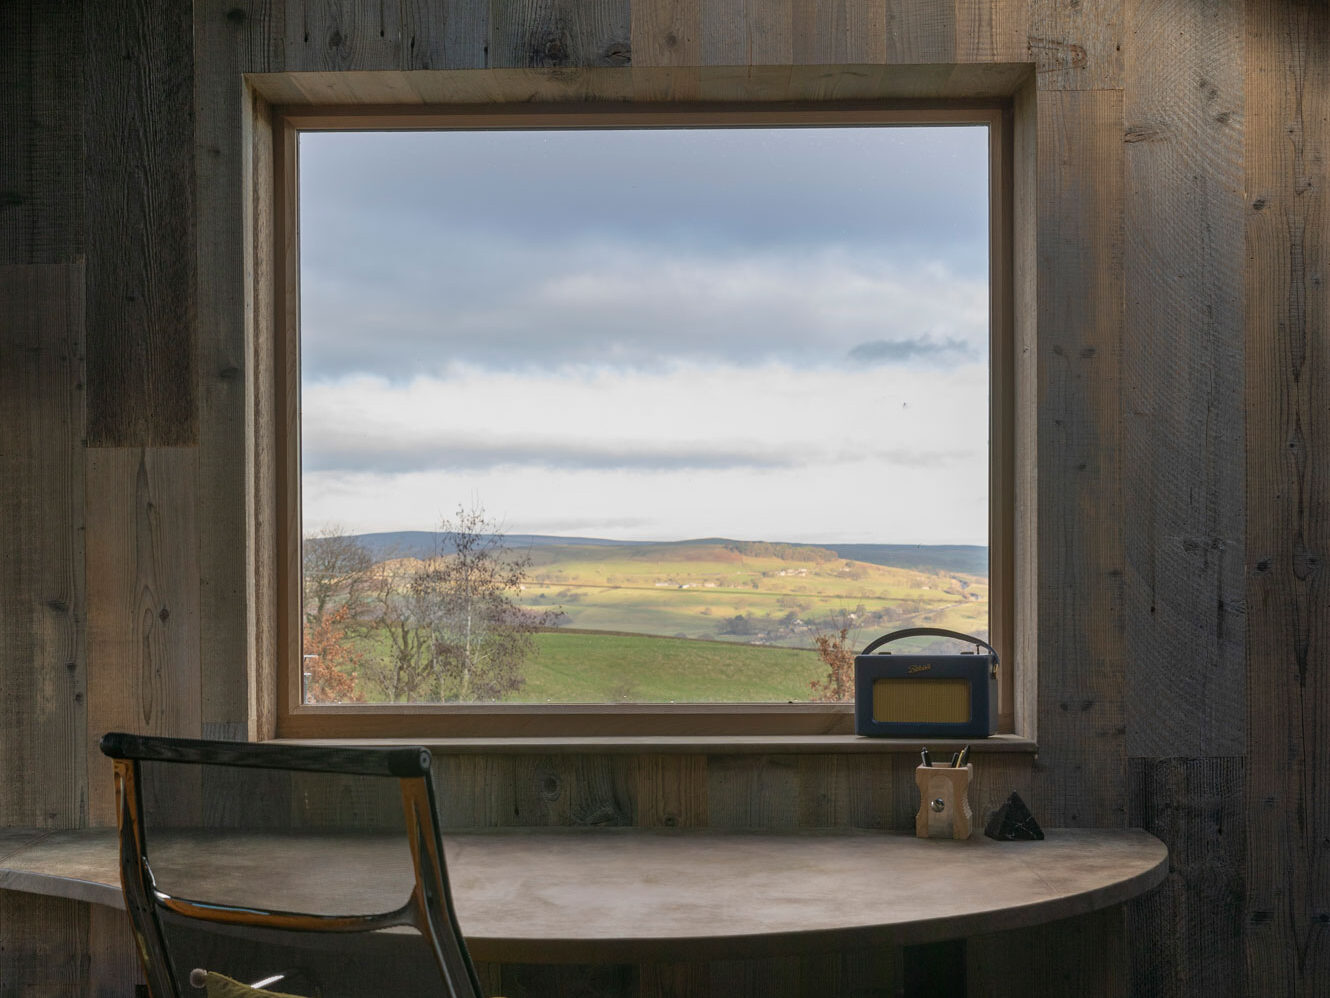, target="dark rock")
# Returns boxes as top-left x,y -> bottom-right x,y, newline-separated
984,791 -> 1045,841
